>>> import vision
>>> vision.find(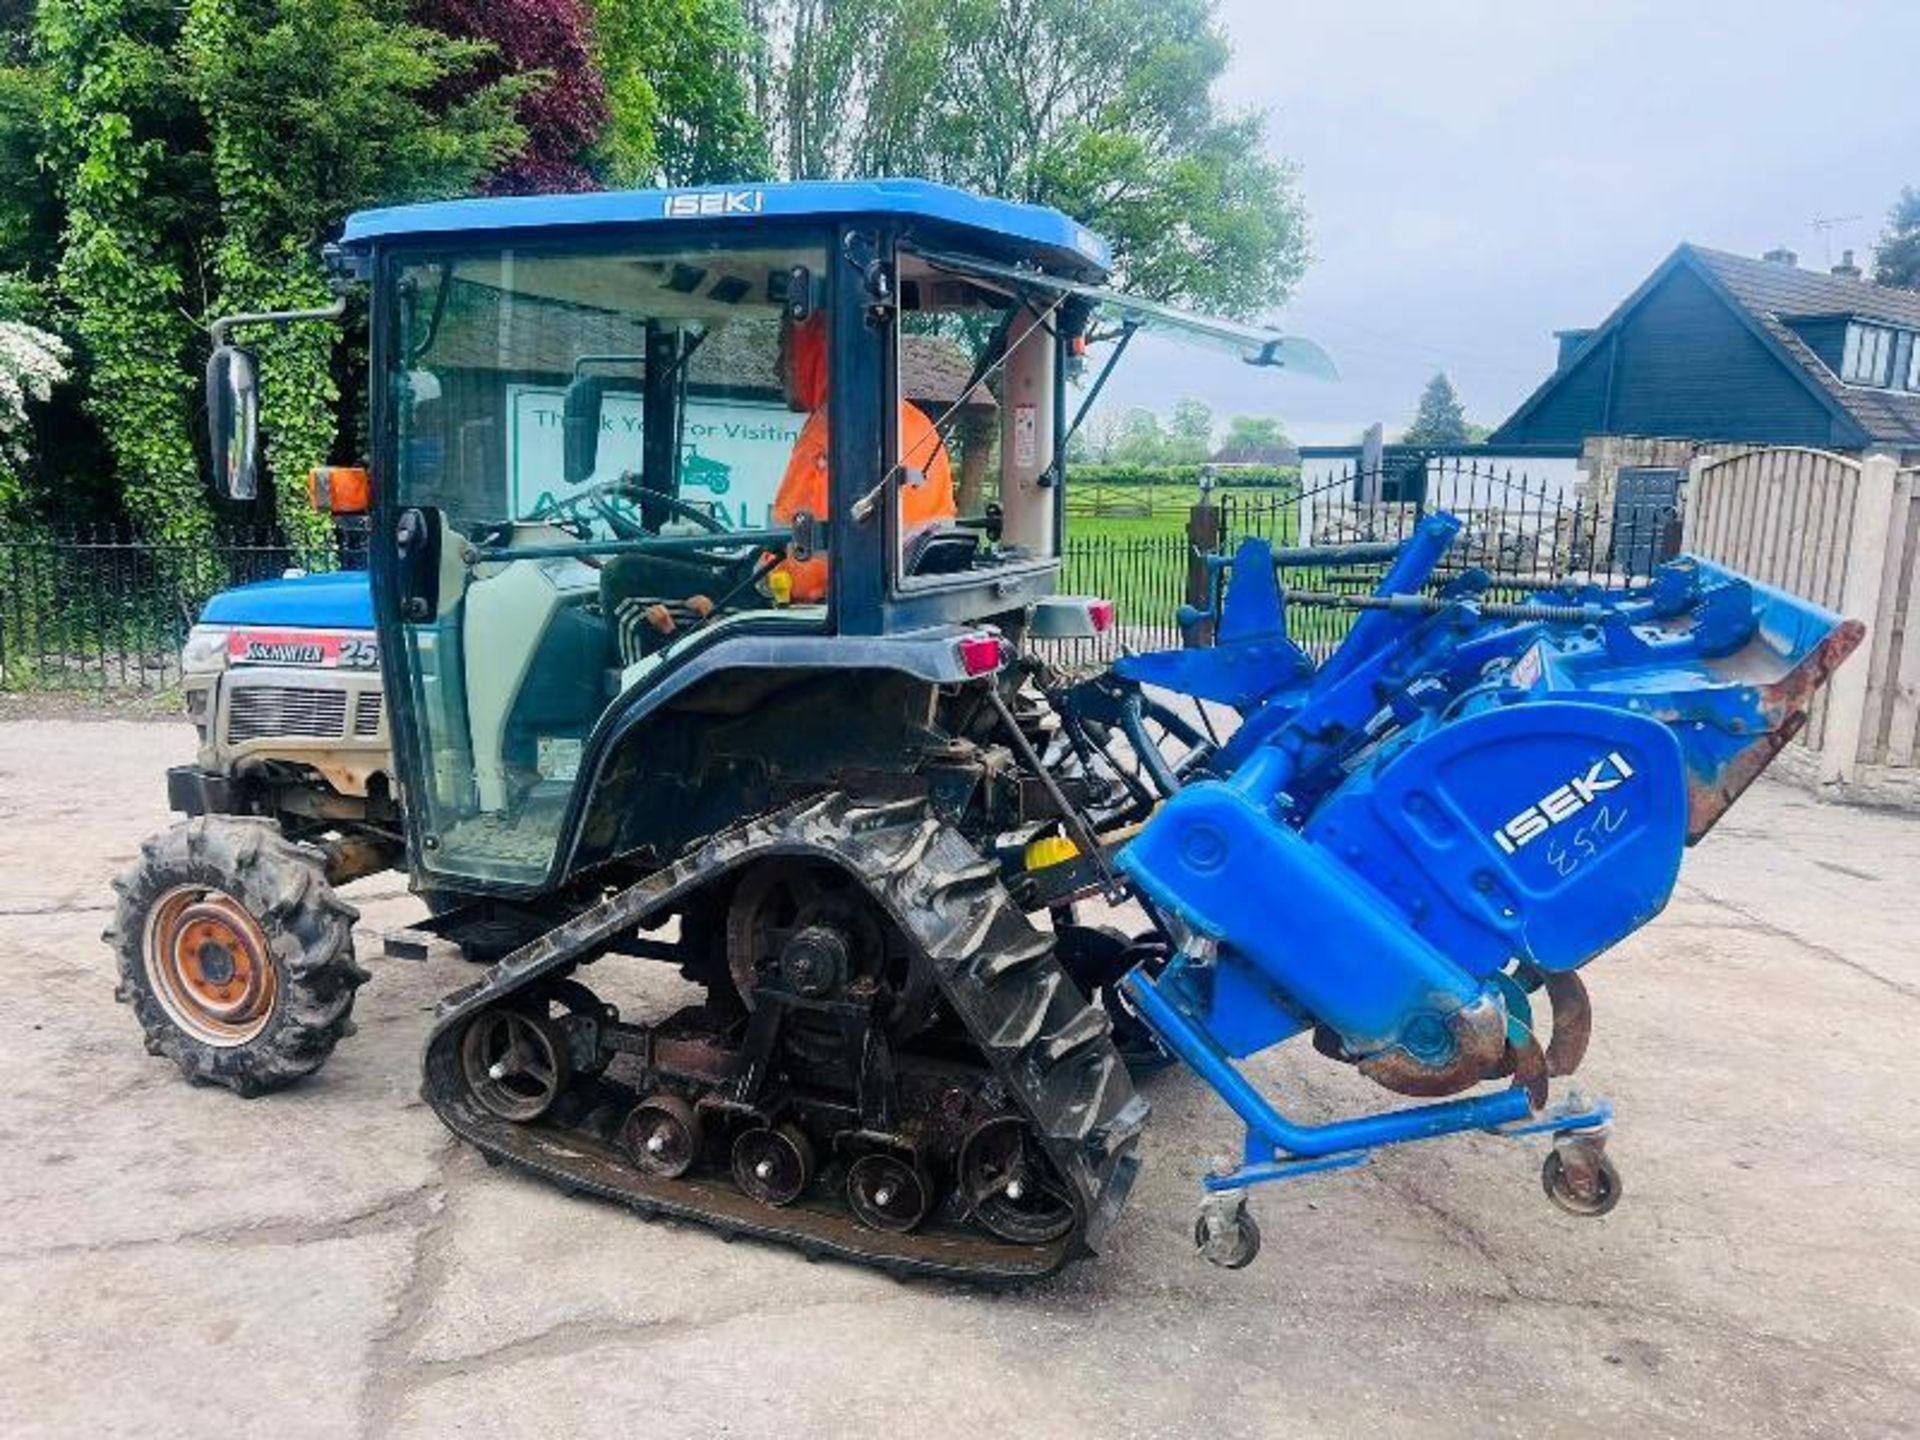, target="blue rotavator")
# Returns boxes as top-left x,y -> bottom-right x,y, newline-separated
111,178 -> 1858,1281
1100,515 -> 1860,1263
